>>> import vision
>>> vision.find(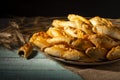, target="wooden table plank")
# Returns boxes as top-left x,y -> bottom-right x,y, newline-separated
0,70 -> 82,80
0,48 -> 19,58
0,58 -> 65,70
0,48 -> 84,80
